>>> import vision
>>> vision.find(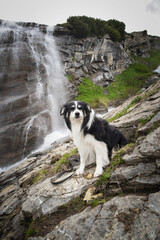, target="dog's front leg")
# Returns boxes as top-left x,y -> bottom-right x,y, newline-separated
75,149 -> 87,175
